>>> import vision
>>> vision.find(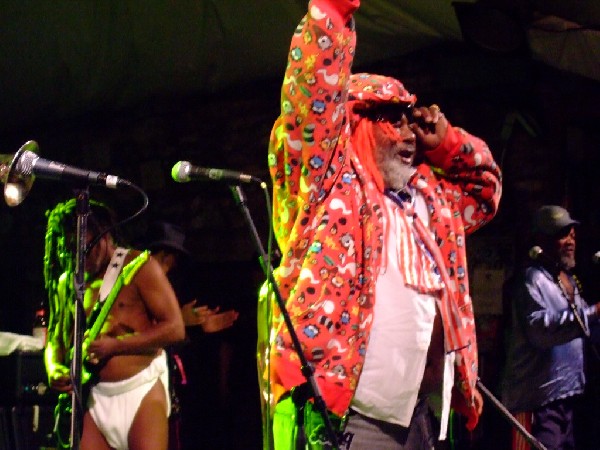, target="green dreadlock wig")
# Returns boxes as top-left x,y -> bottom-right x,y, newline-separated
43,199 -> 117,350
